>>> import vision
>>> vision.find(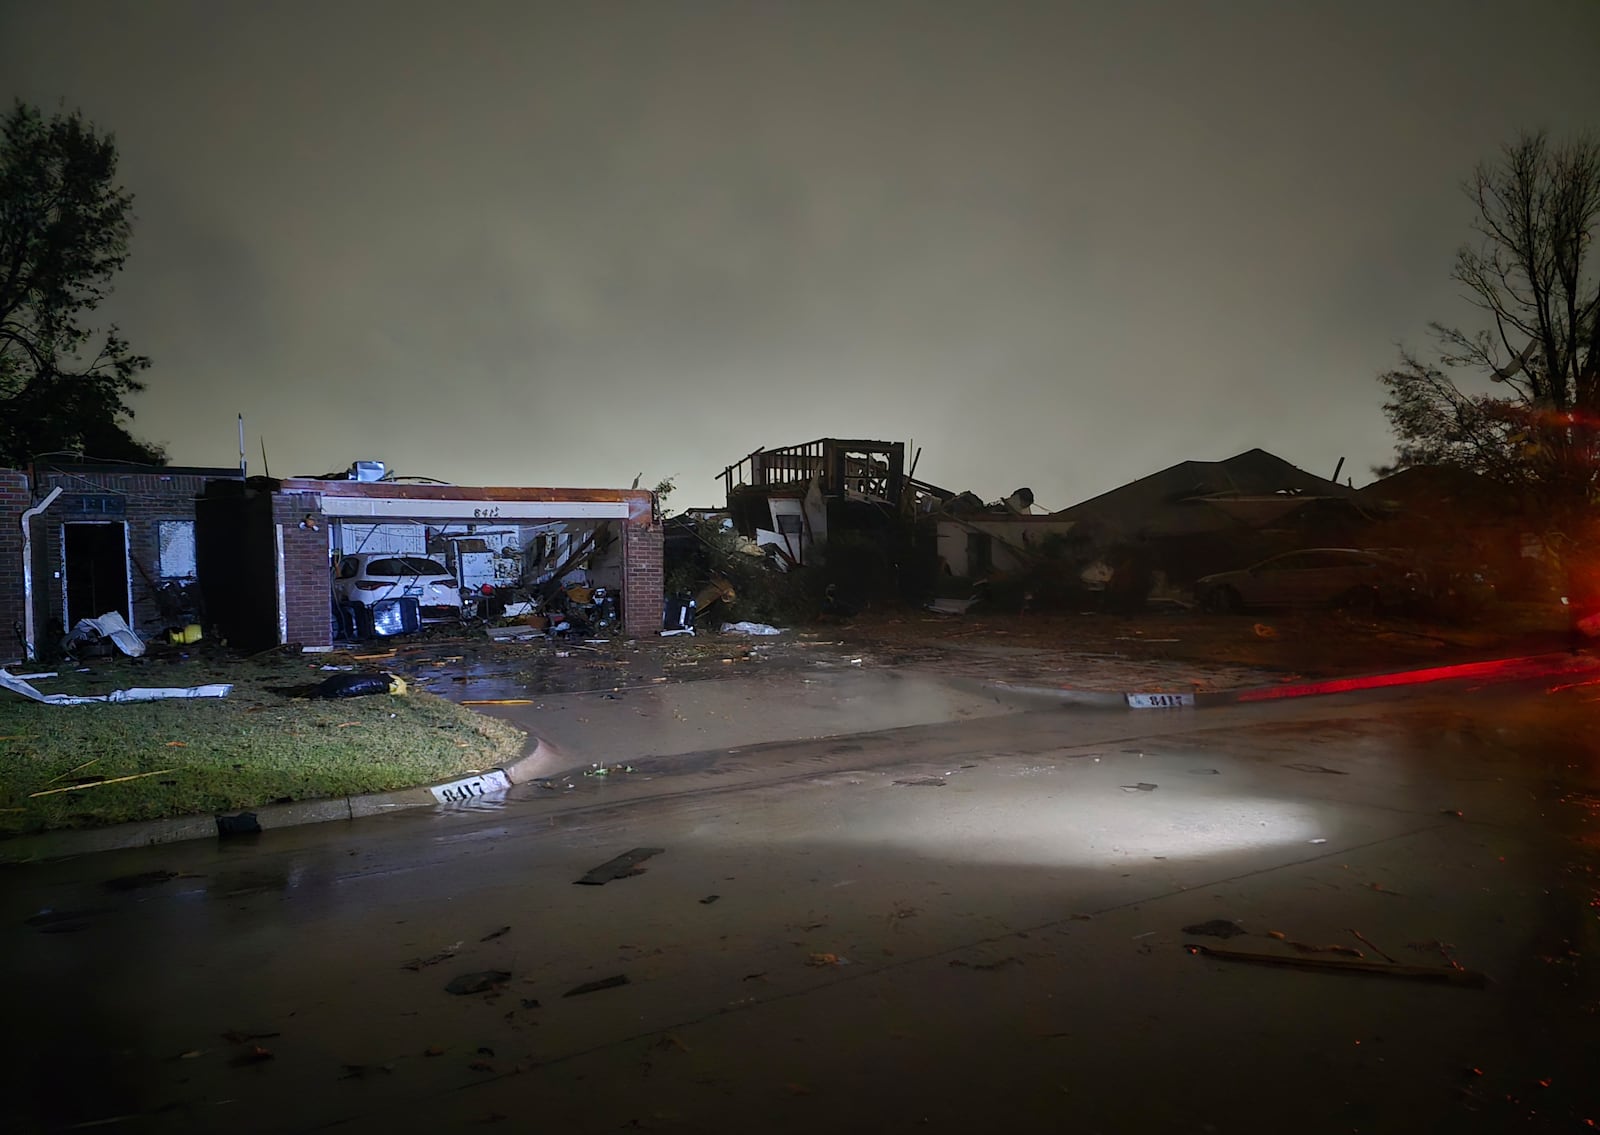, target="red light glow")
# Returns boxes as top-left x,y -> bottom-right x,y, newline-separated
1235,655 -> 1600,703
